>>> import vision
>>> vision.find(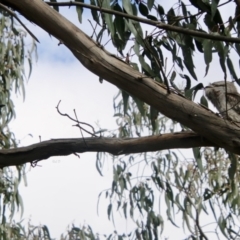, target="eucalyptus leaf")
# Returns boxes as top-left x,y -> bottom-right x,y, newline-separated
181,45 -> 198,80
147,0 -> 154,11
157,4 -> 164,15
200,95 -> 208,107
150,106 -> 158,133
90,0 -> 100,25
202,39 -> 212,76
102,0 -> 115,36
139,2 -> 149,17
122,0 -> 133,15
147,15 -> 158,21
227,57 -> 238,81
132,95 -> 146,117
122,90 -> 129,115
75,0 -> 84,24
124,19 -> 144,46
